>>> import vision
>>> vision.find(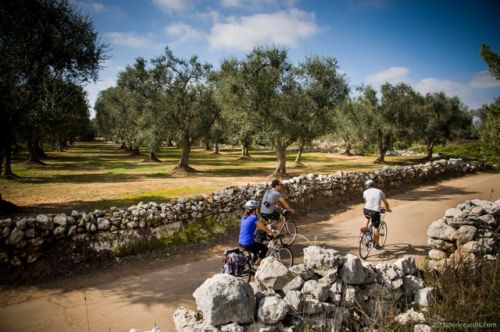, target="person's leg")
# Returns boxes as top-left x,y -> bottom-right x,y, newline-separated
361,209 -> 371,236
372,213 -> 381,248
254,242 -> 268,265
244,243 -> 268,265
275,215 -> 285,234
373,226 -> 380,246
